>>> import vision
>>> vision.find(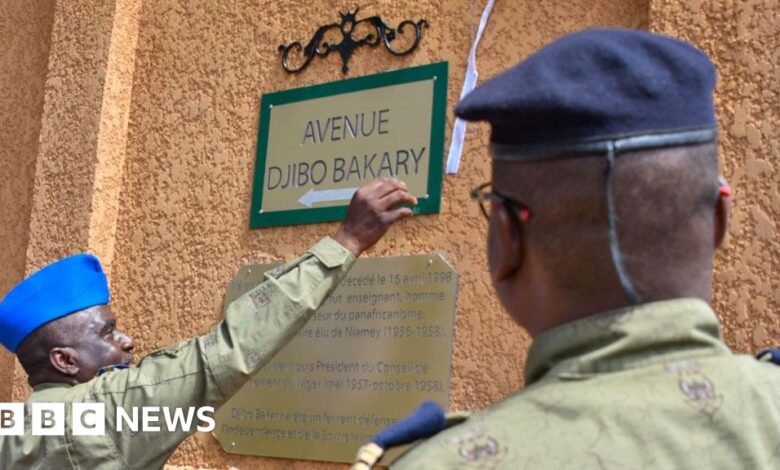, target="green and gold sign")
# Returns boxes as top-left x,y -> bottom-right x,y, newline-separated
213,254 -> 458,463
250,62 -> 448,228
